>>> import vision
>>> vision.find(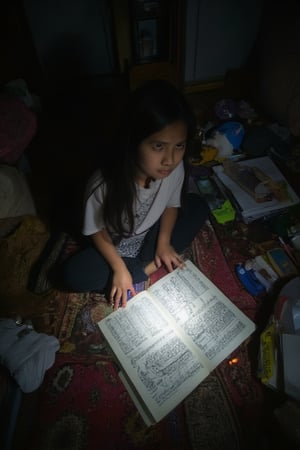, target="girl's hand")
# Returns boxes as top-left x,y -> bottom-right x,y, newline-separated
110,268 -> 136,311
155,243 -> 185,273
